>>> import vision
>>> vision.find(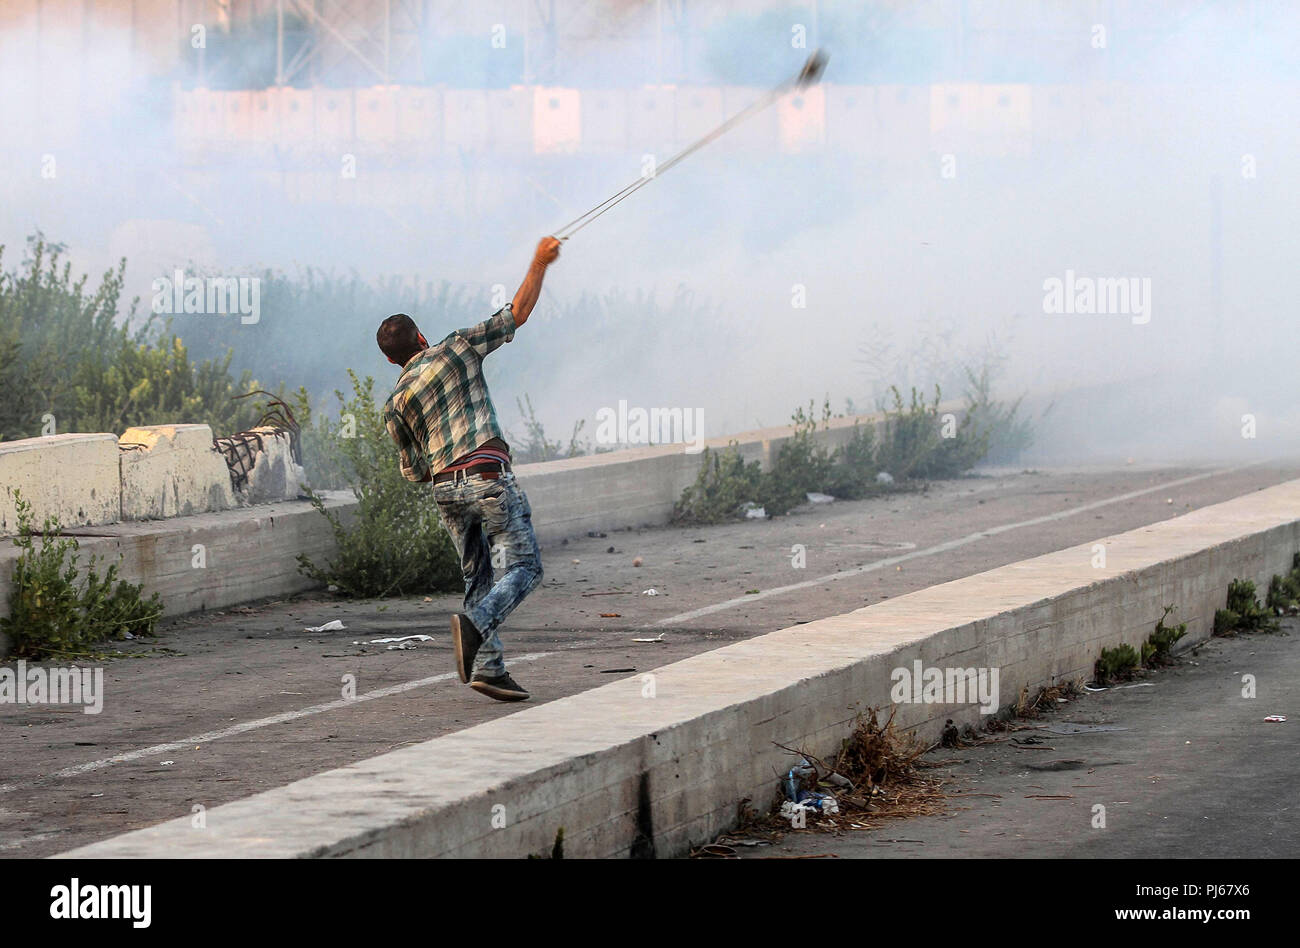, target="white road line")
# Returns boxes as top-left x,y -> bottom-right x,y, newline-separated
655,464 -> 1261,627
43,651 -> 554,781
